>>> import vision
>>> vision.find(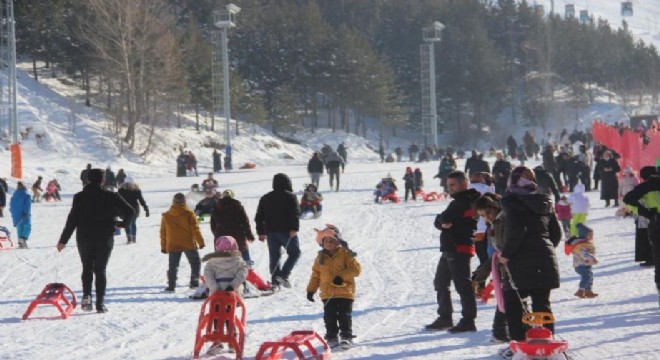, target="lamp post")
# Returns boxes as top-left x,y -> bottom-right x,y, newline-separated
213,4 -> 240,157
421,21 -> 444,148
